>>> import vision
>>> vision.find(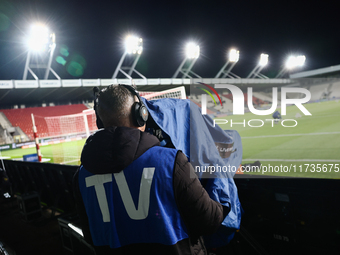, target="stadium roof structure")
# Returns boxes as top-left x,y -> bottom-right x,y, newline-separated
0,78 -> 293,108
290,64 -> 340,78
1,63 -> 339,108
